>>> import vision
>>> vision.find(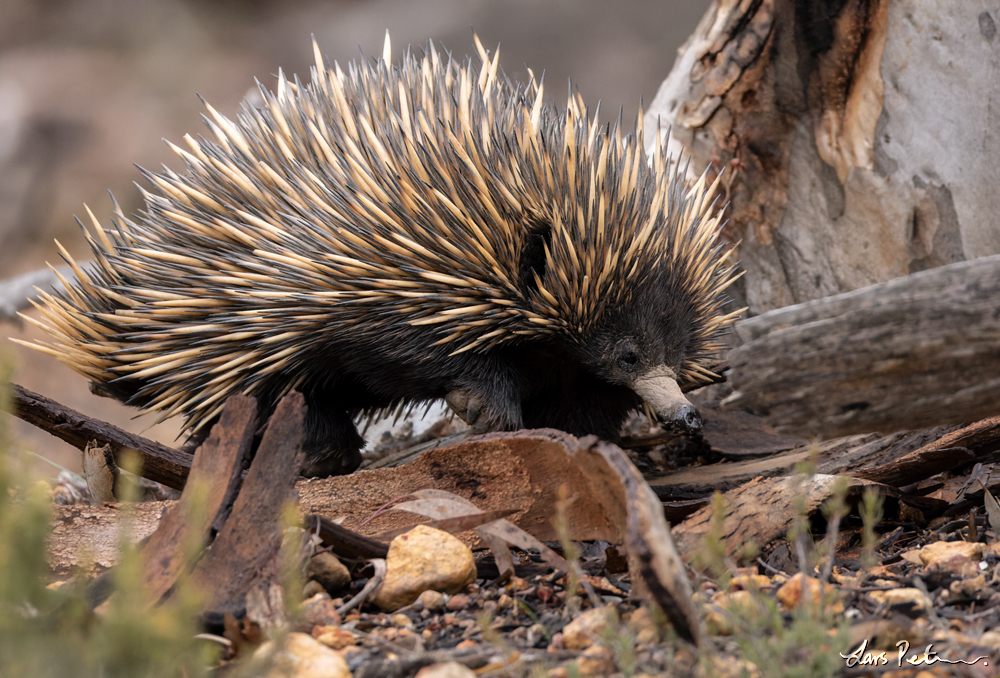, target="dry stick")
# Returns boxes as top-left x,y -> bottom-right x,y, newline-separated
336,559 -> 387,616
308,513 -> 390,560
2,382 -> 193,490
